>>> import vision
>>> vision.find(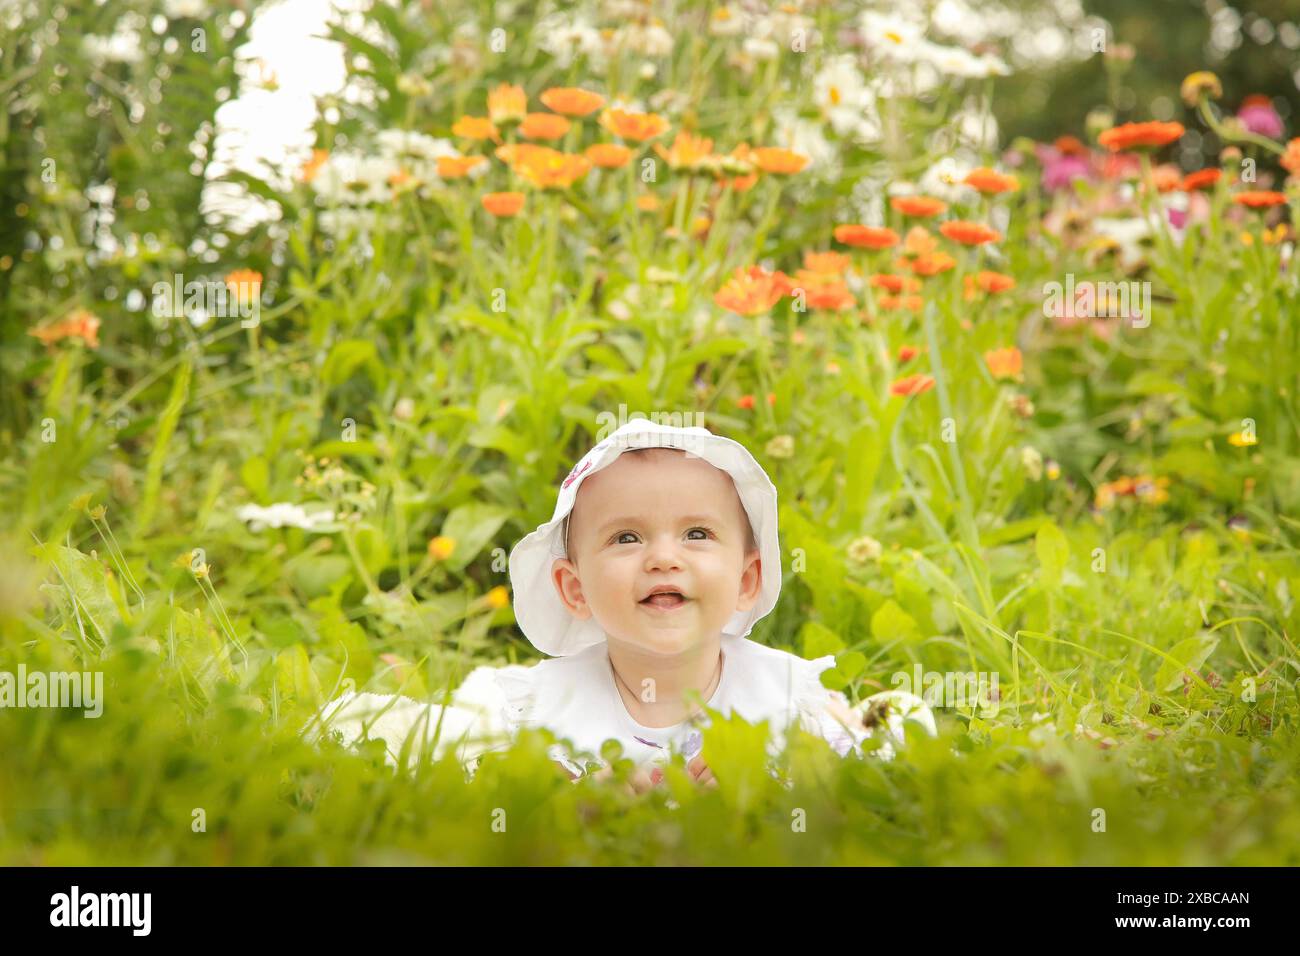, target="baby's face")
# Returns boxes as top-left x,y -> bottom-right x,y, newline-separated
551,449 -> 762,658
